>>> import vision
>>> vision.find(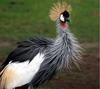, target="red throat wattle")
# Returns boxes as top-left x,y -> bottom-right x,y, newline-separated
60,22 -> 69,30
